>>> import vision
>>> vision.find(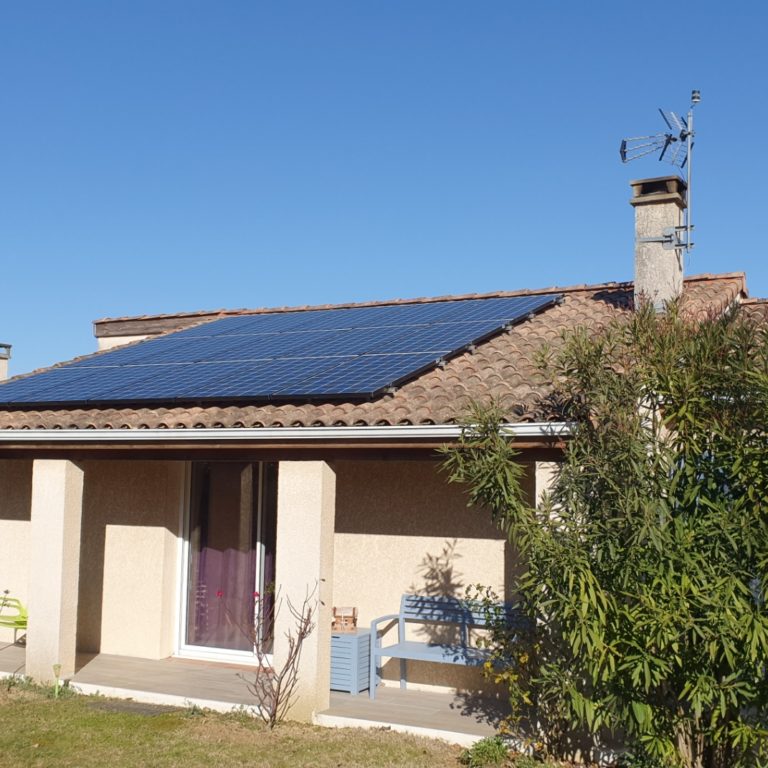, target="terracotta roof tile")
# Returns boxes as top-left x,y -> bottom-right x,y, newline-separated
742,297 -> 768,323
0,273 -> 749,431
